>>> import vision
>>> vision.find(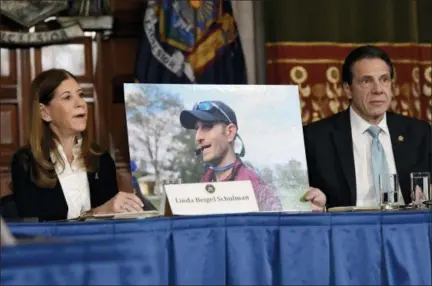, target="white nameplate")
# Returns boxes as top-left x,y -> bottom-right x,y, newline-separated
163,180 -> 259,215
